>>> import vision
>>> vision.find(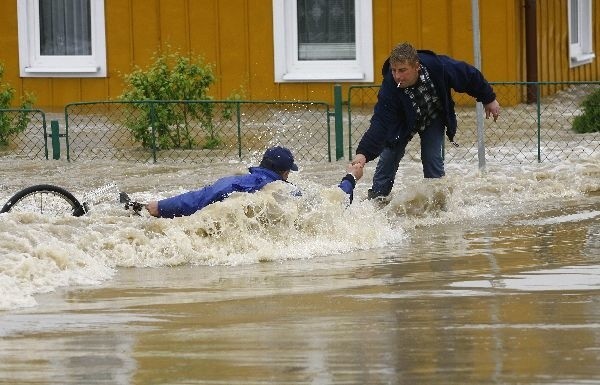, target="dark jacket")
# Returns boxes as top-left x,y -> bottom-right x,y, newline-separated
156,166 -> 357,218
356,50 -> 496,162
